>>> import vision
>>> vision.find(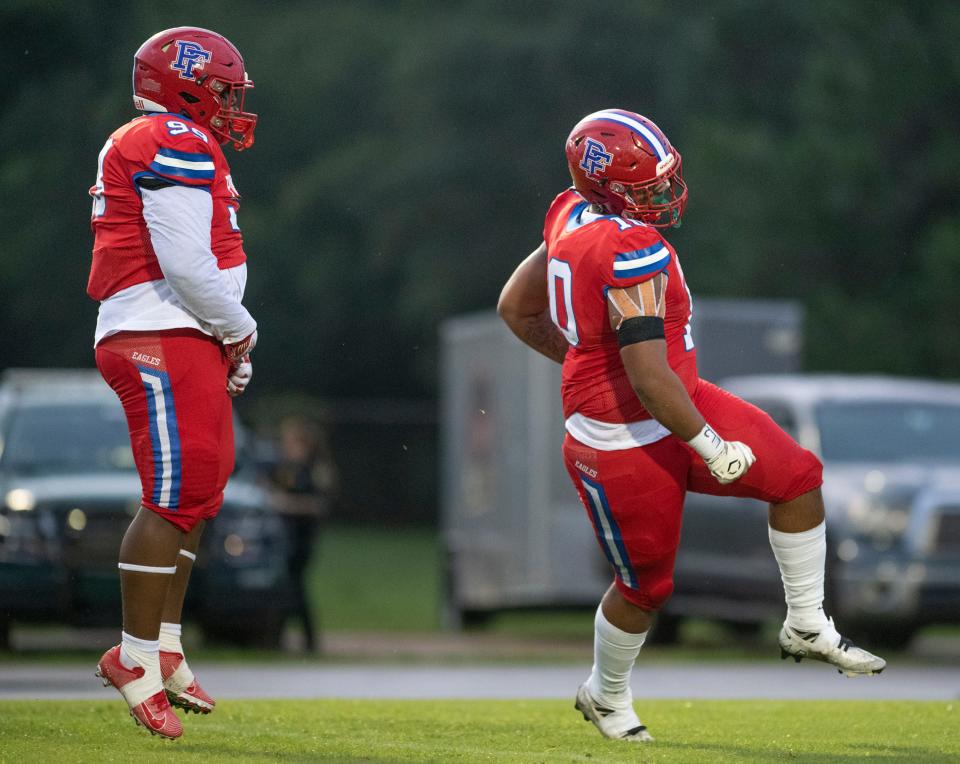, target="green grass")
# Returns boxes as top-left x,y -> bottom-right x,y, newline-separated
310,526 -> 442,631
0,699 -> 957,763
